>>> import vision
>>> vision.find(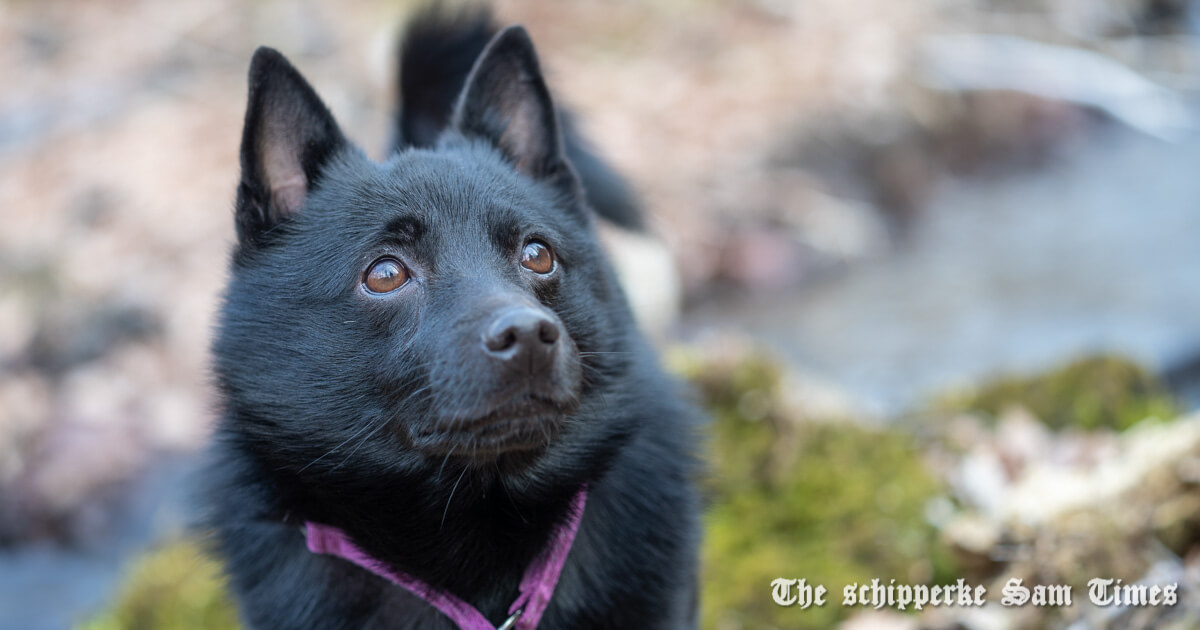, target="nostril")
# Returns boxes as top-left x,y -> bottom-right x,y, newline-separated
486,327 -> 519,353
538,320 -> 559,345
